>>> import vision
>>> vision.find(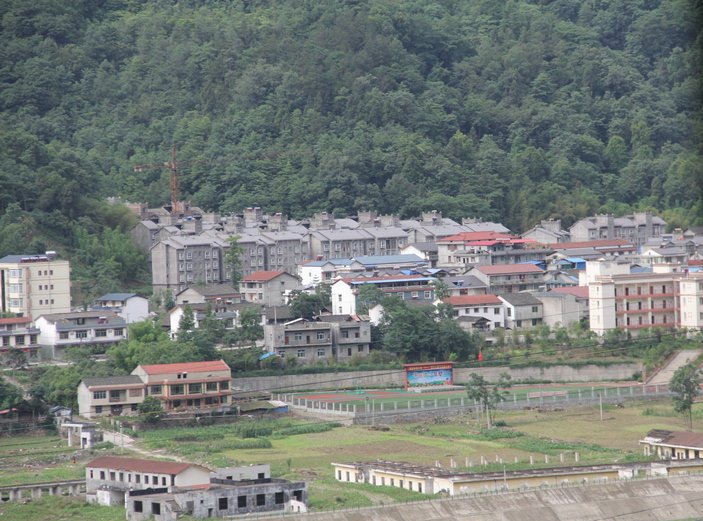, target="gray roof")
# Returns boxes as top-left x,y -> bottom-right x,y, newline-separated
39,311 -> 121,321
499,293 -> 542,306
405,242 -> 438,252
81,375 -> 142,387
444,275 -> 487,288
181,284 -> 239,297
354,254 -> 425,266
96,293 -> 138,302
